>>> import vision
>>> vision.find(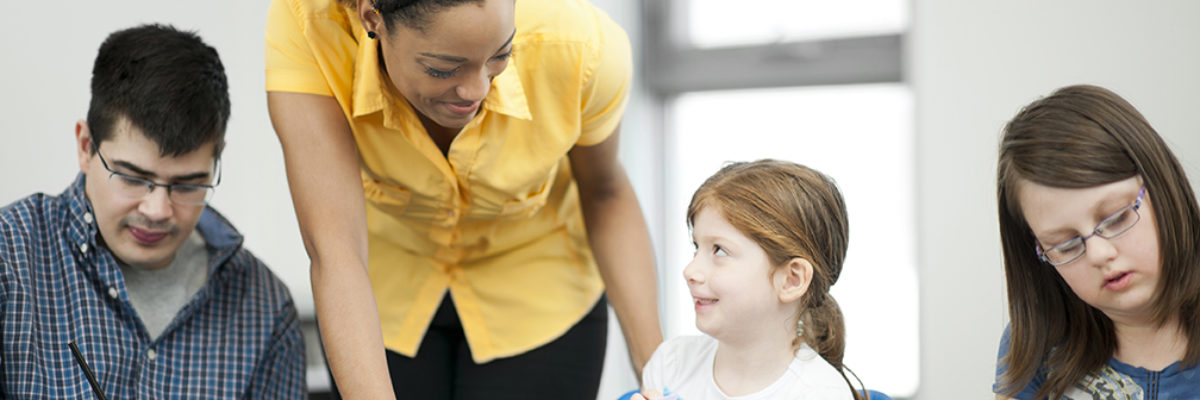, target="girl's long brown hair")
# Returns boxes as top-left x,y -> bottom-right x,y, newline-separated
687,159 -> 866,399
996,85 -> 1200,399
